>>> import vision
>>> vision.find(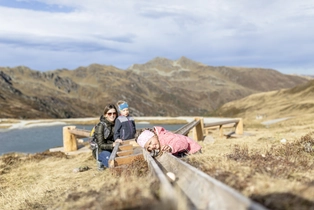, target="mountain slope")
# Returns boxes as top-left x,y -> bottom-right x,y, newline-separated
216,79 -> 314,120
0,57 -> 310,119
